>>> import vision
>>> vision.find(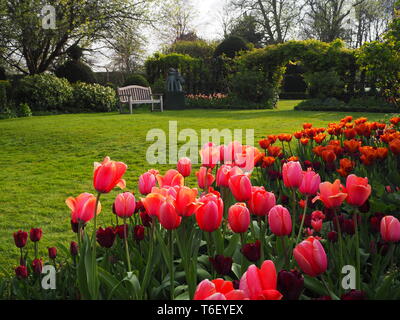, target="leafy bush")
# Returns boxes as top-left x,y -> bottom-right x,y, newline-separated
15,74 -> 73,112
123,74 -> 149,87
16,103 -> 32,117
151,77 -> 166,95
214,36 -> 248,58
55,60 -> 96,84
166,40 -> 216,59
72,82 -> 117,112
303,71 -> 344,99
